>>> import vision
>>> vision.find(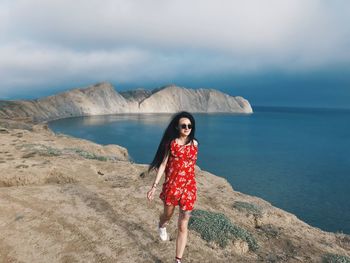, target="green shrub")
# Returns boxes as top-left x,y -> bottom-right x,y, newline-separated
64,148 -> 108,161
323,253 -> 350,263
22,144 -> 62,156
45,146 -> 62,156
233,201 -> 263,216
21,144 -> 109,161
188,209 -> 259,251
